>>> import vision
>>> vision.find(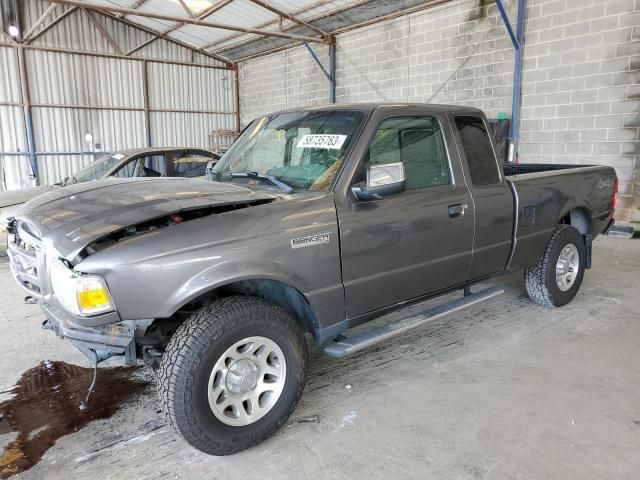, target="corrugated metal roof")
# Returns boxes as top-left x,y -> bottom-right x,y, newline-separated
48,0 -> 423,61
